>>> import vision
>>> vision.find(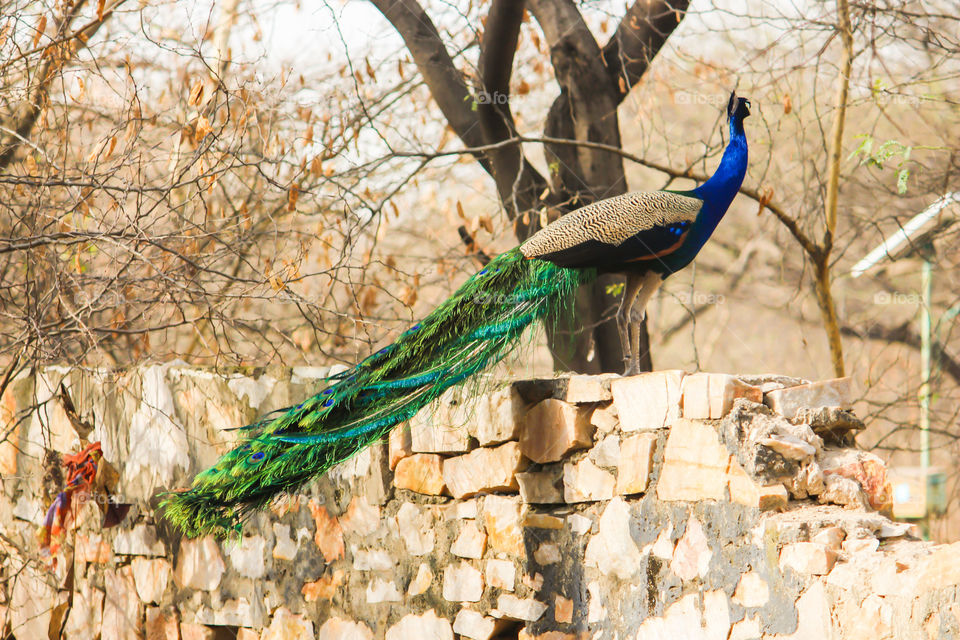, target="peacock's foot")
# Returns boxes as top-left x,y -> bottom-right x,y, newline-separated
622,363 -> 640,377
